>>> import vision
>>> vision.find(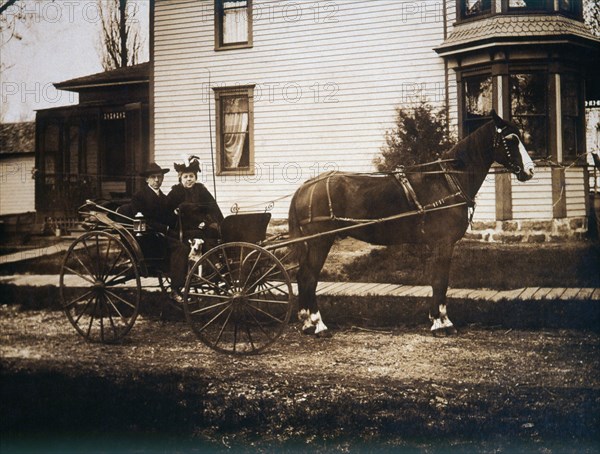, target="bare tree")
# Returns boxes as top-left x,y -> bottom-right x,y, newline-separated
98,0 -> 143,70
0,0 -> 27,47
